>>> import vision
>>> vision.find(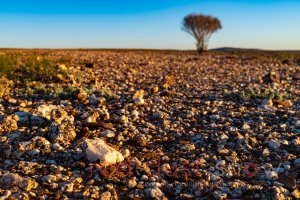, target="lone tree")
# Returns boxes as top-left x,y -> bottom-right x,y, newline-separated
182,14 -> 222,53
